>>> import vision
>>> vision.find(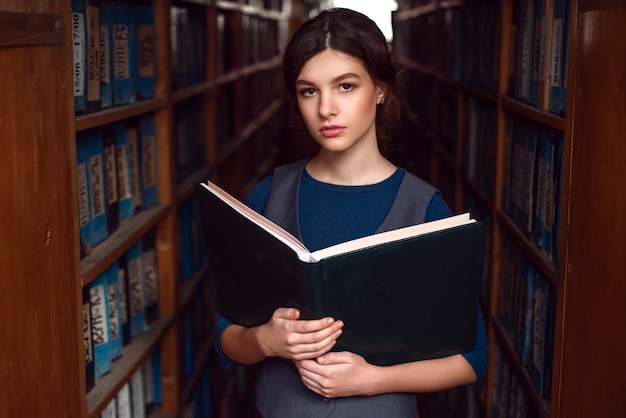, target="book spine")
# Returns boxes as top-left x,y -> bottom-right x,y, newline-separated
89,271 -> 111,379
536,0 -> 554,111
71,0 -> 87,114
529,0 -> 543,106
142,355 -> 155,414
106,260 -> 123,360
76,134 -> 92,256
548,0 -> 566,114
86,130 -> 109,246
117,253 -> 132,345
103,126 -> 119,234
126,121 -> 144,212
100,0 -> 113,108
138,113 -> 158,208
134,2 -> 156,99
142,229 -> 159,323
178,201 -> 193,279
151,349 -> 162,407
131,360 -> 147,418
112,1 -> 136,105
126,240 -> 148,337
82,286 -> 95,393
116,382 -> 132,418
114,121 -> 135,221
559,0 -> 570,116
85,0 -> 101,113
101,398 -> 117,418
